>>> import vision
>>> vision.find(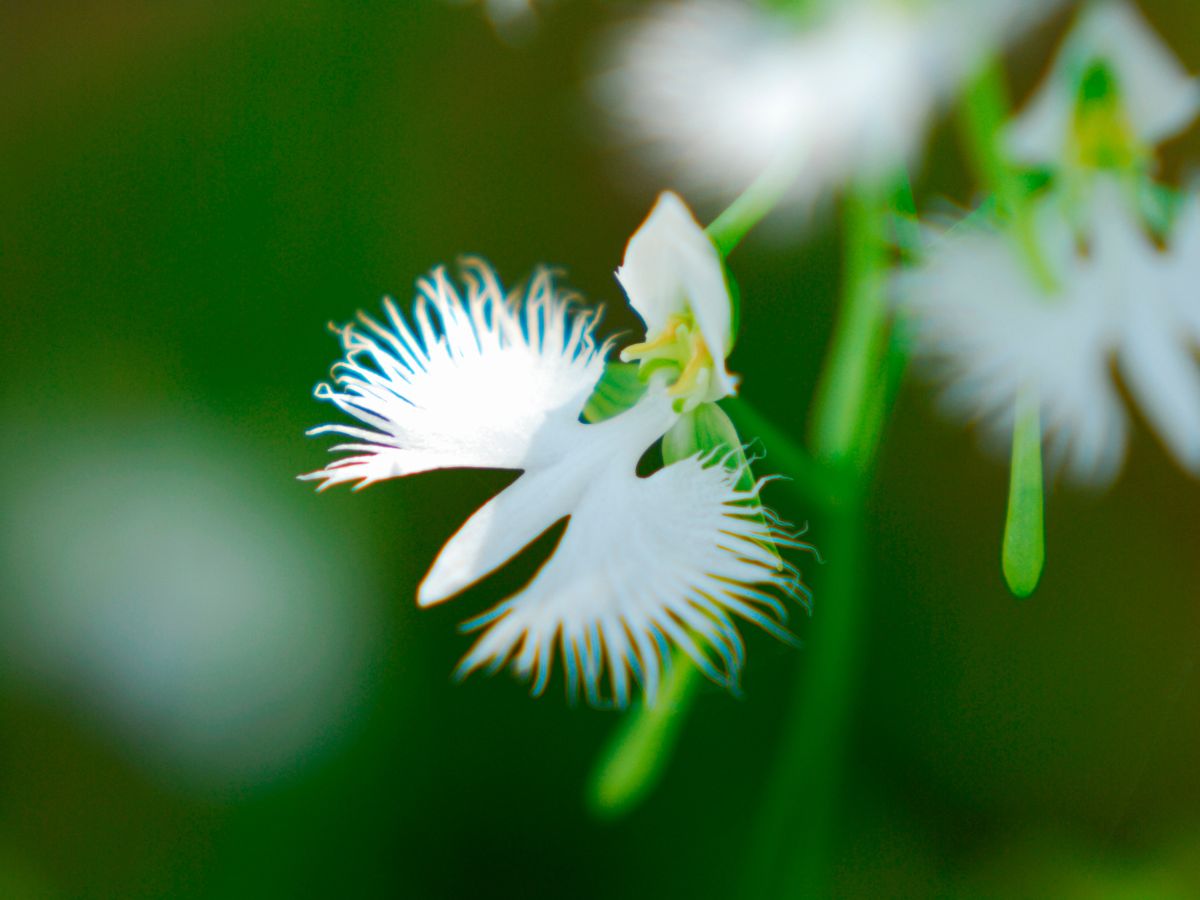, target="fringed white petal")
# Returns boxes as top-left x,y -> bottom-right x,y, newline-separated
301,258 -> 611,490
616,191 -> 737,398
454,454 -> 812,709
1007,0 -> 1200,165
